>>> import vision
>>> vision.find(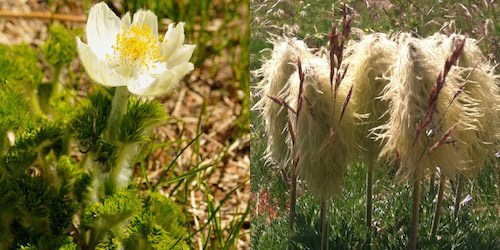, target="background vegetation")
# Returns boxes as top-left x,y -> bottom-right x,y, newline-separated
250,0 -> 499,248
